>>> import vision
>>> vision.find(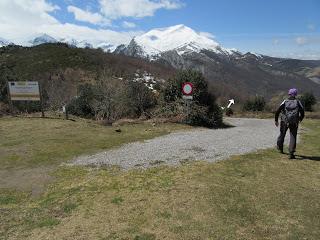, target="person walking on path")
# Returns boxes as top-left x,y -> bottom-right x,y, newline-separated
275,88 -> 305,159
